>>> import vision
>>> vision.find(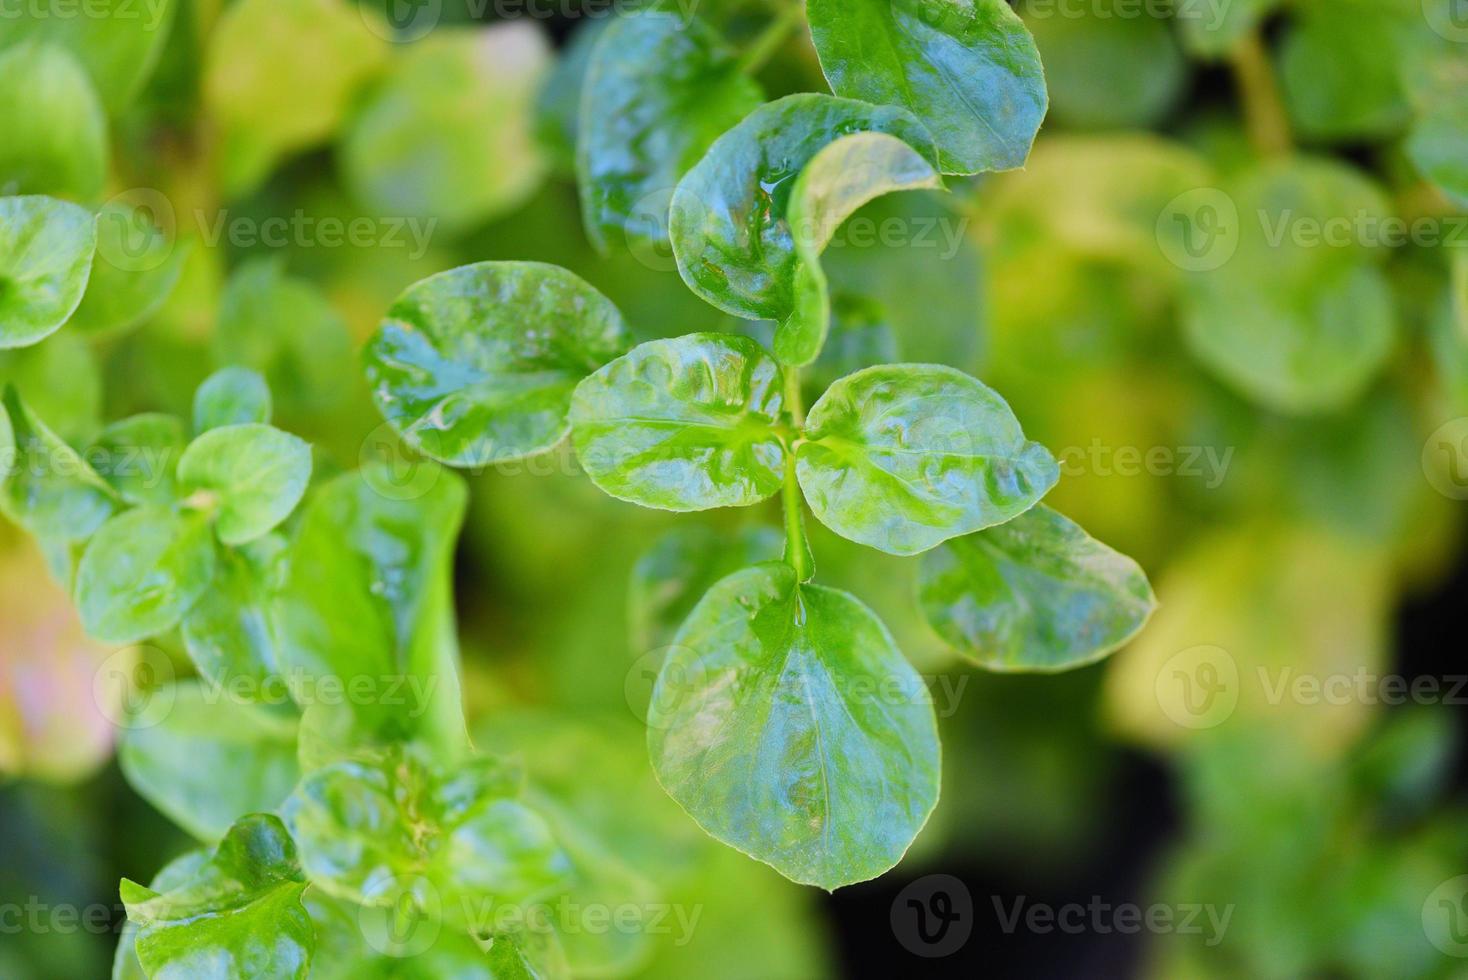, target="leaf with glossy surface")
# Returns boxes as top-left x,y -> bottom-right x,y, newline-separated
578,11 -> 762,252
0,43 -> 108,198
779,132 -> 942,365
797,365 -> 1058,556
648,562 -> 939,889
177,424 -> 312,545
67,201 -> 189,337
272,465 -> 469,753
182,535 -> 288,703
806,0 -> 1045,174
113,851 -> 209,980
629,524 -> 784,651
570,334 -> 787,511
366,261 -> 631,467
89,413 -> 185,506
194,366 -> 272,432
670,94 -> 937,321
0,387 -> 117,540
282,747 -> 570,917
0,195 -> 97,349
918,505 -> 1156,671
119,681 -> 299,841
75,506 -> 217,643
122,814 -> 312,979
342,23 -> 549,232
